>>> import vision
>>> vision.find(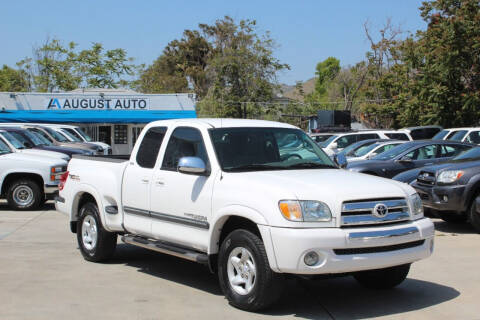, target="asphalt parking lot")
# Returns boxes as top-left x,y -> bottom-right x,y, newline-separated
1,202 -> 479,320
